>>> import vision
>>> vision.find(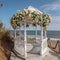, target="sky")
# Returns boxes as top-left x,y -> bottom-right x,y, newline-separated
0,0 -> 60,30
